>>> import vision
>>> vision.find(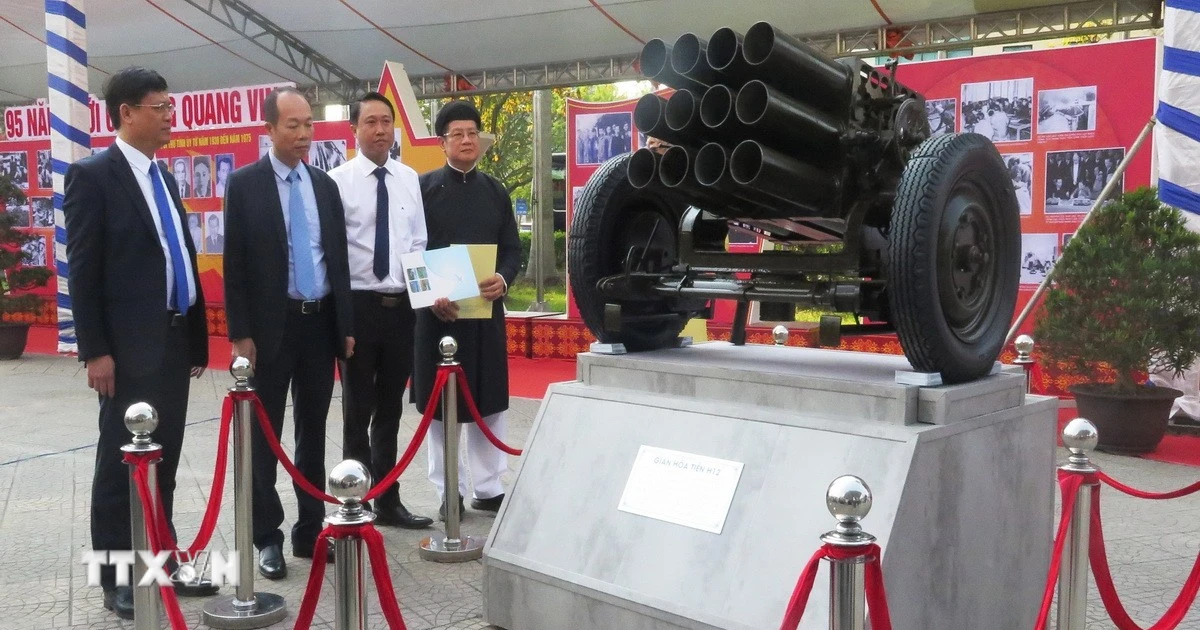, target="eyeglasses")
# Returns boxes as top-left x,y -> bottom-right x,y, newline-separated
131,102 -> 175,114
441,130 -> 480,142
